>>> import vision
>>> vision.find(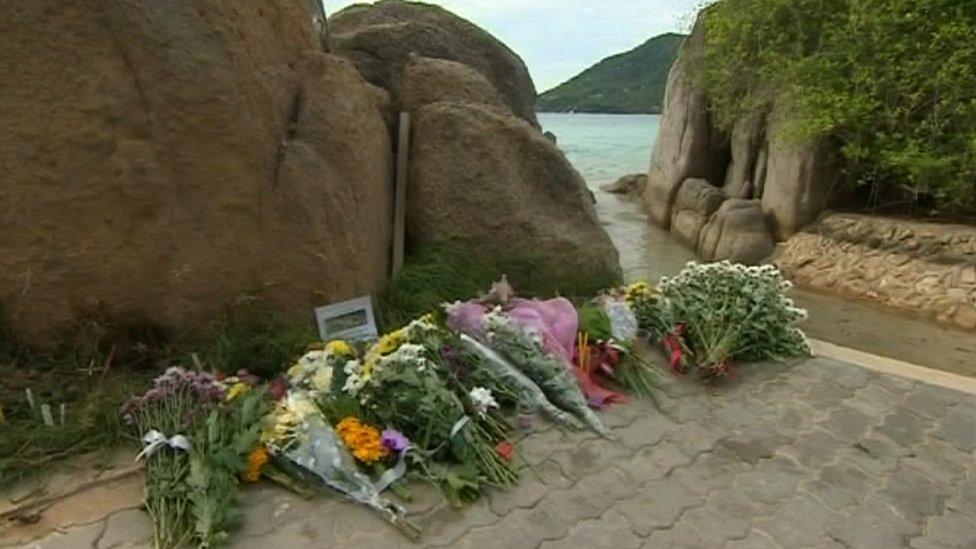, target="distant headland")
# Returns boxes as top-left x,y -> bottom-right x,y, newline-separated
536,33 -> 685,114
